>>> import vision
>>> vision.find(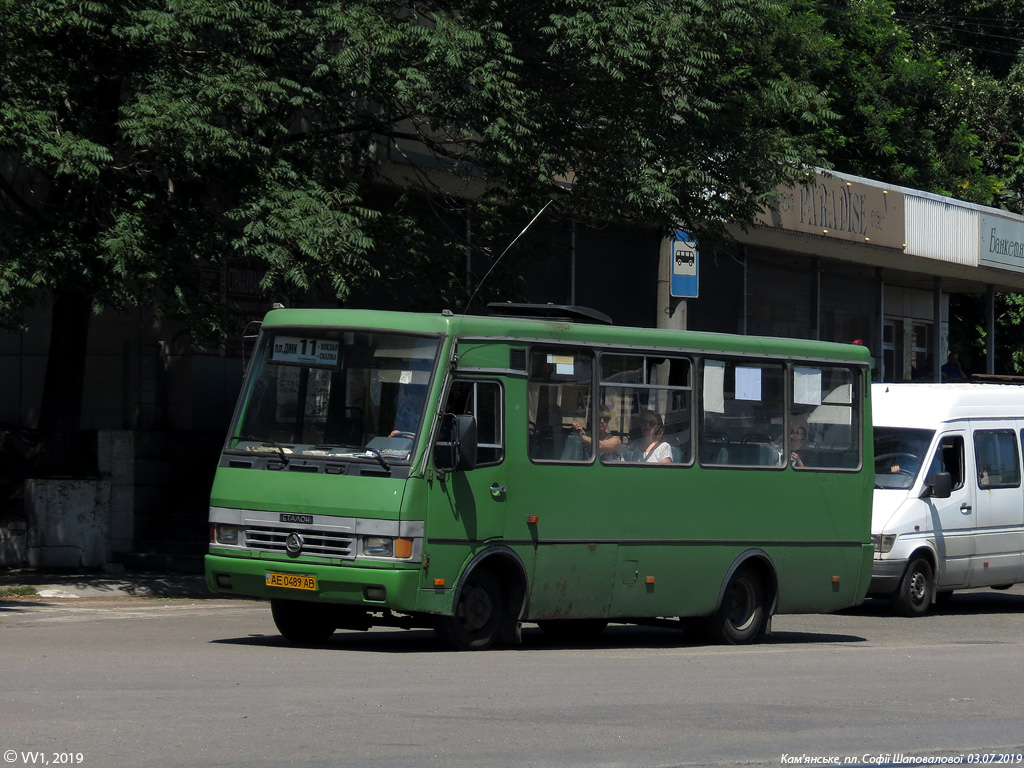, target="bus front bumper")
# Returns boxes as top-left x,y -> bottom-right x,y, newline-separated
204,553 -> 425,611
